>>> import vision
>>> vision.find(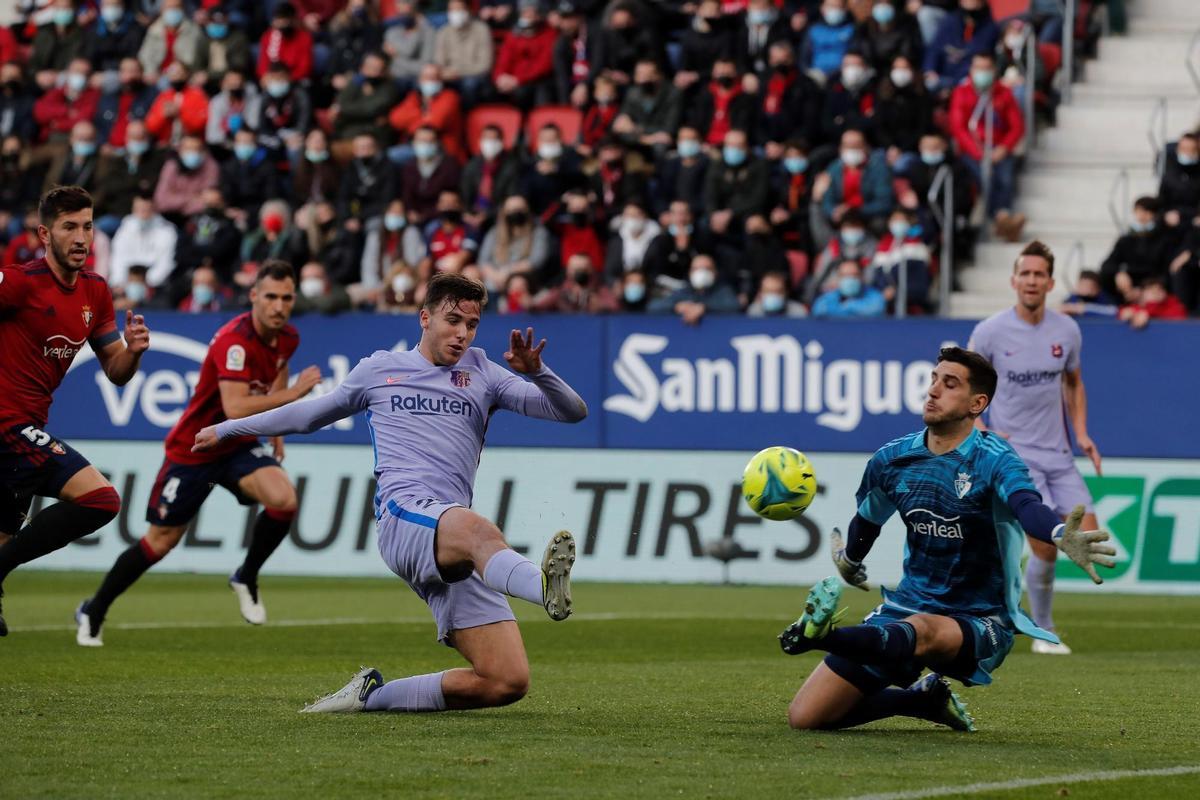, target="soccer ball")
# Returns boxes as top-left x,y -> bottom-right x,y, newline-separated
742,446 -> 818,521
